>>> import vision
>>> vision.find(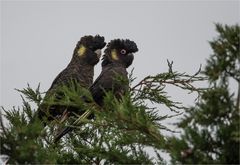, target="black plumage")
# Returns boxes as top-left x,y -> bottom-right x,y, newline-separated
90,39 -> 138,106
54,39 -> 138,142
38,35 -> 106,122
